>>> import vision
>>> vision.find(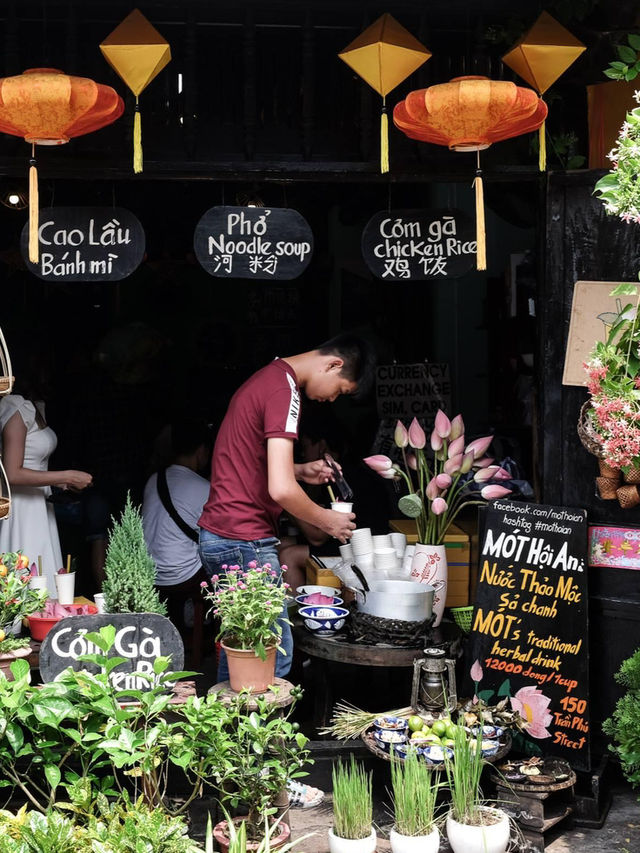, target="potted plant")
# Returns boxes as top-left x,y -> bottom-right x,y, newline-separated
209,689 -> 311,850
201,560 -> 291,693
102,494 -> 166,615
603,645 -> 640,796
364,412 -> 511,624
329,756 -> 376,853
211,809 -> 315,853
0,635 -> 32,680
388,749 -> 440,853
444,727 -> 510,853
0,550 -> 46,649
